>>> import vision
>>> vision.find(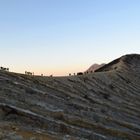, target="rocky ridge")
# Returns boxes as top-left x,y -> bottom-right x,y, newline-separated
0,54 -> 140,140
